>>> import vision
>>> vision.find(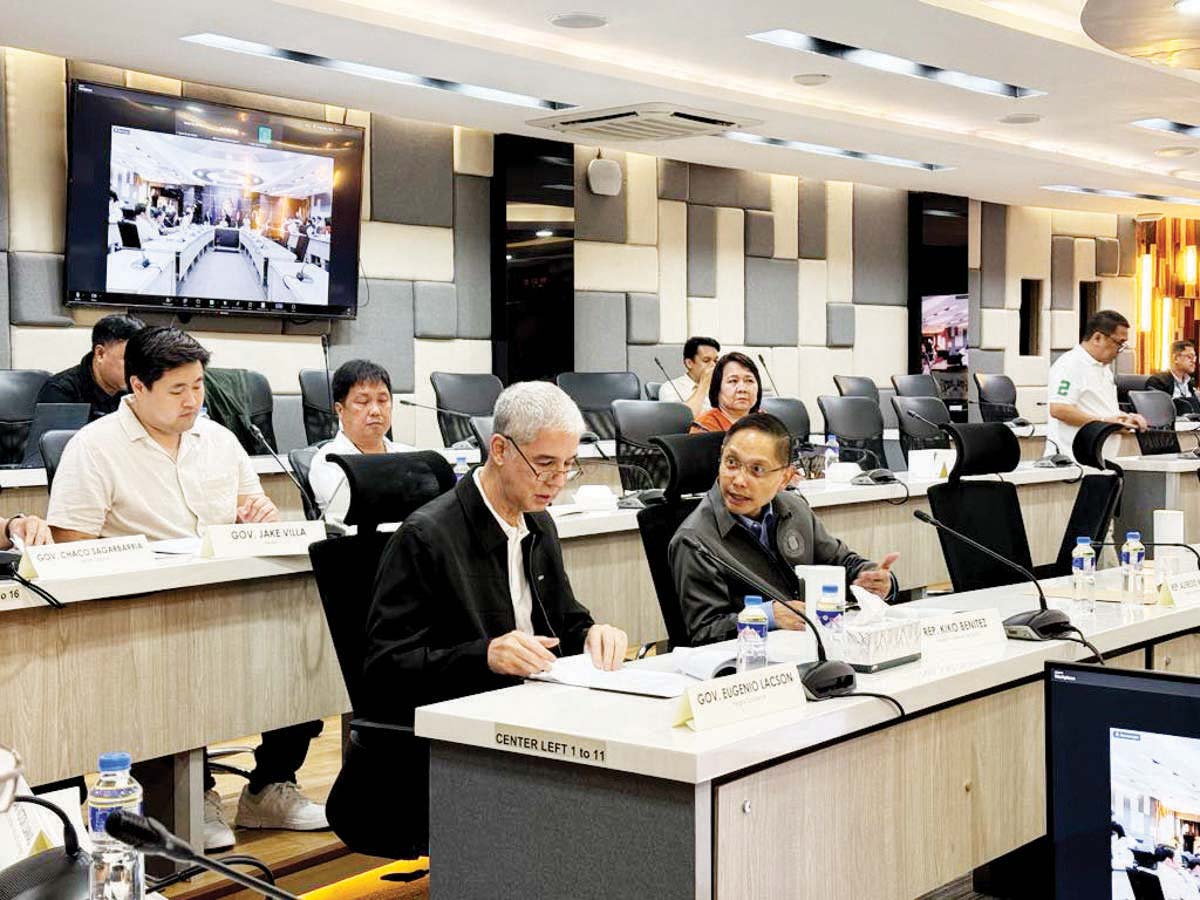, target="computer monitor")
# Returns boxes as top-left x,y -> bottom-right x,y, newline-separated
1046,661 -> 1200,899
